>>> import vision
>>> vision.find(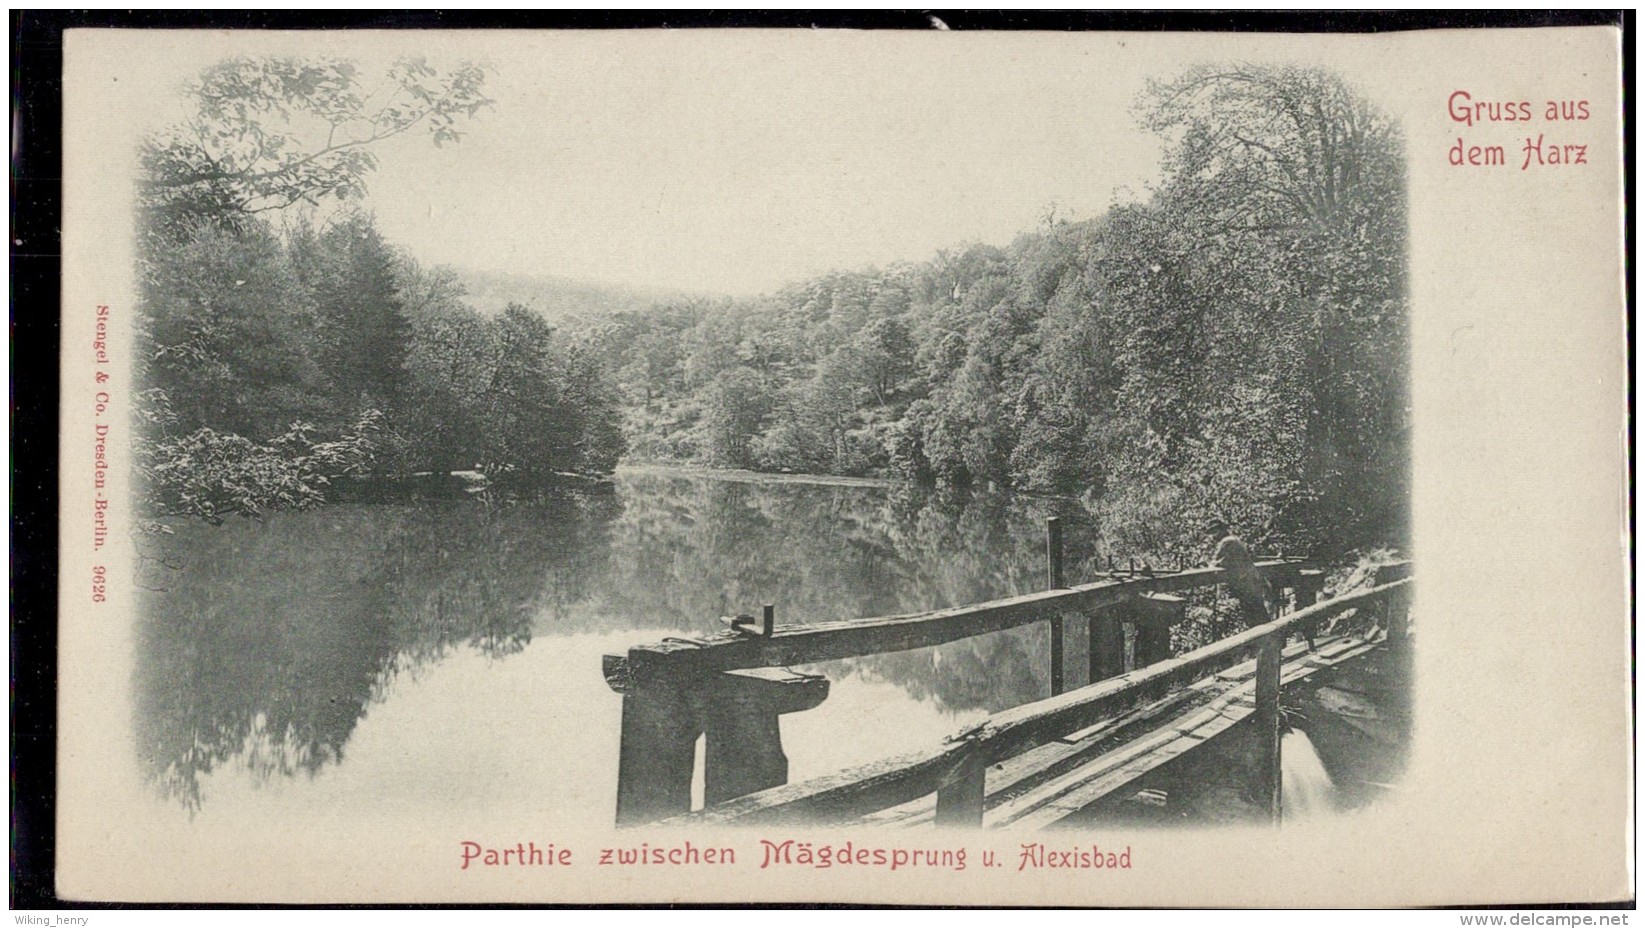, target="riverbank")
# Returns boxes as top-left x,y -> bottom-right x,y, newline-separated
615,461 -> 904,489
